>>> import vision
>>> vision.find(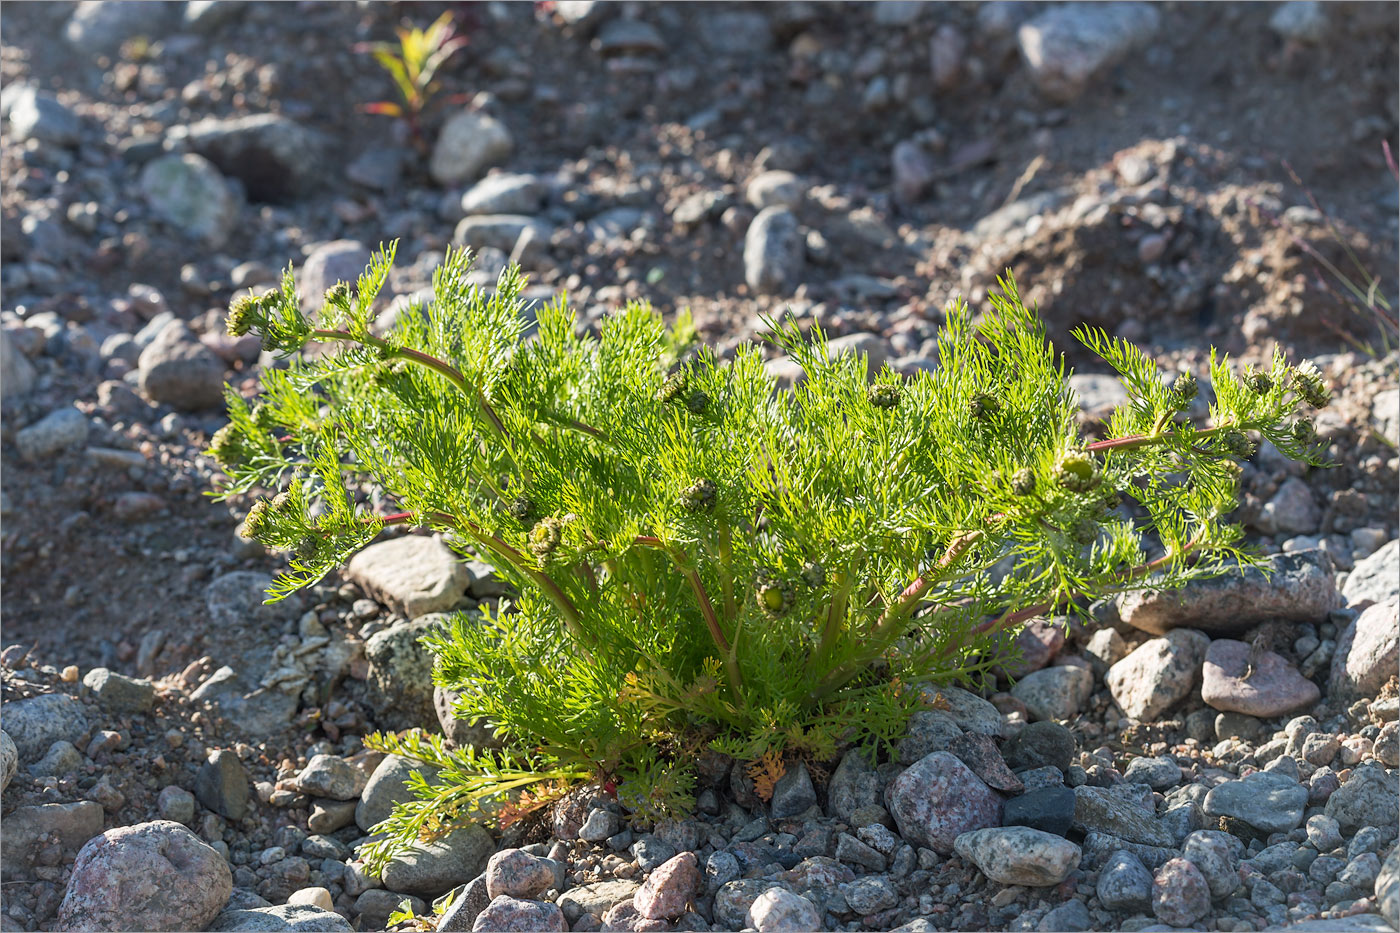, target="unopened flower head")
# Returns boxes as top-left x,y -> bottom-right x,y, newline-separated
685,390 -> 711,415
270,490 -> 294,515
1291,417 -> 1317,445
1223,429 -> 1254,458
296,536 -> 320,561
969,392 -> 1000,419
1011,467 -> 1036,496
528,517 -> 564,559
800,561 -> 826,588
757,578 -> 796,616
657,371 -> 688,403
506,495 -> 536,524
1243,369 -> 1273,395
1053,450 -> 1099,492
1290,362 -> 1330,409
239,498 -> 271,540
868,383 -> 902,410
227,294 -> 260,338
680,478 -> 718,513
1171,371 -> 1198,409
208,423 -> 243,468
324,282 -> 351,309
1072,515 -> 1099,545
